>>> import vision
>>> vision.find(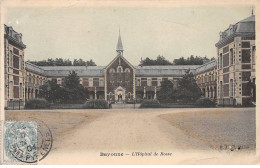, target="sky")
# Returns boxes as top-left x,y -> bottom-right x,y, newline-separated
5,5 -> 253,66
